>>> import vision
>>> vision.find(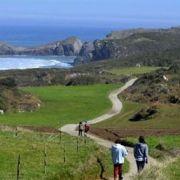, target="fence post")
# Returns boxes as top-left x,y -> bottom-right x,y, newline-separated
63,144 -> 66,163
44,144 -> 47,175
76,137 -> 79,153
15,127 -> 18,137
84,136 -> 87,145
59,130 -> 62,144
16,154 -> 20,180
